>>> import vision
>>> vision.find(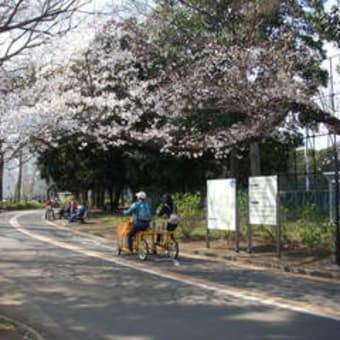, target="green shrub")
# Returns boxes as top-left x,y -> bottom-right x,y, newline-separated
237,190 -> 248,238
282,203 -> 334,249
296,203 -> 327,223
0,200 -> 44,210
174,192 -> 204,239
292,219 -> 333,249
